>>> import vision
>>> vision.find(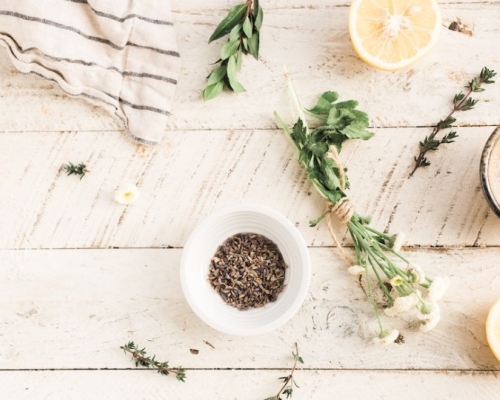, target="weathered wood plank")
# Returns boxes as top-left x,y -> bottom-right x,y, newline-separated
1,248 -> 499,370
2,369 -> 500,400
0,3 -> 499,132
0,128 -> 498,249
